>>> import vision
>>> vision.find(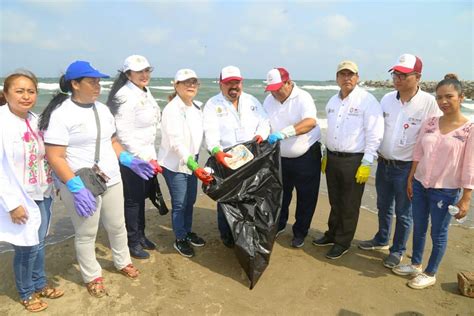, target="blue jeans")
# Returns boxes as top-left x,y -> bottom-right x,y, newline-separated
411,179 -> 459,275
162,168 -> 197,240
374,161 -> 412,257
12,198 -> 52,300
